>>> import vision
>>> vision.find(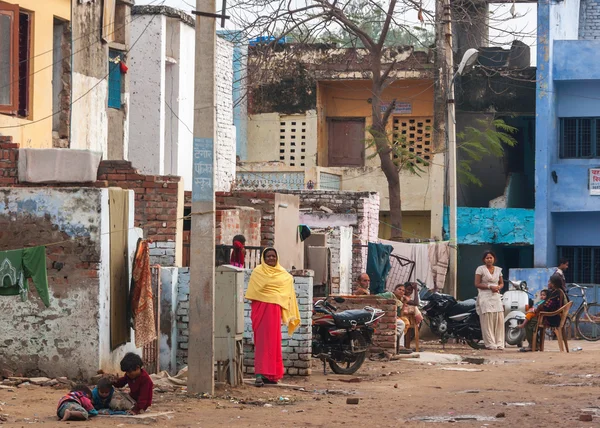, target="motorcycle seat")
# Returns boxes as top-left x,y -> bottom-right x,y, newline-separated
333,309 -> 373,327
448,299 -> 477,316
